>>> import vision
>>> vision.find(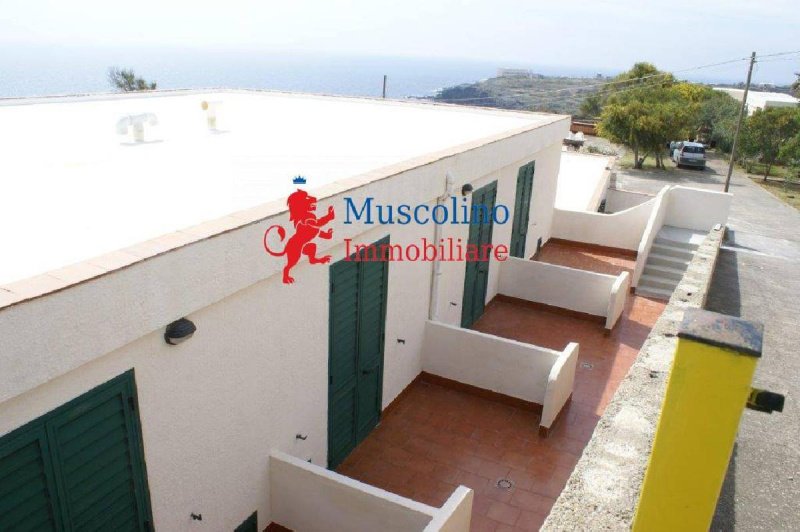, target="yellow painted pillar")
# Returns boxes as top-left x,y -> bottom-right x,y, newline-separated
633,309 -> 774,531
